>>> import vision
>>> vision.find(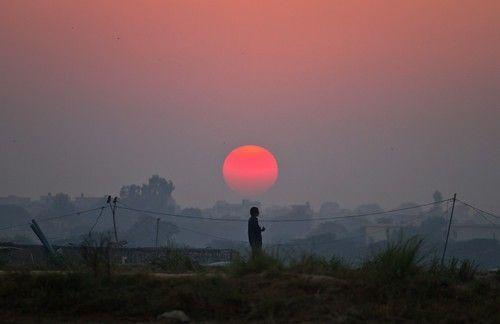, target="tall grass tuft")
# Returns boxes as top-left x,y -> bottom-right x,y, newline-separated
429,257 -> 478,282
363,236 -> 423,280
